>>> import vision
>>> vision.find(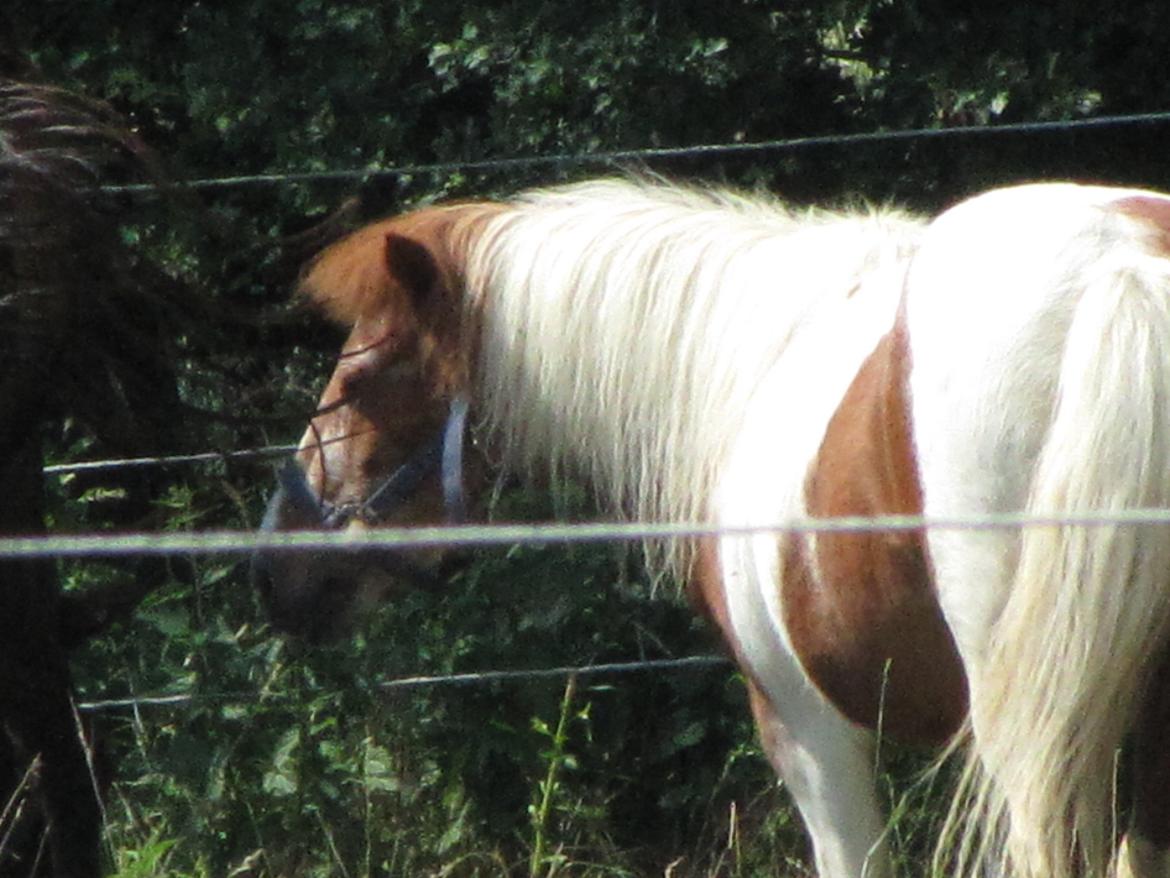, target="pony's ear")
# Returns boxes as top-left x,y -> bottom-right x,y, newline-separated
383,228 -> 466,392
385,232 -> 439,308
